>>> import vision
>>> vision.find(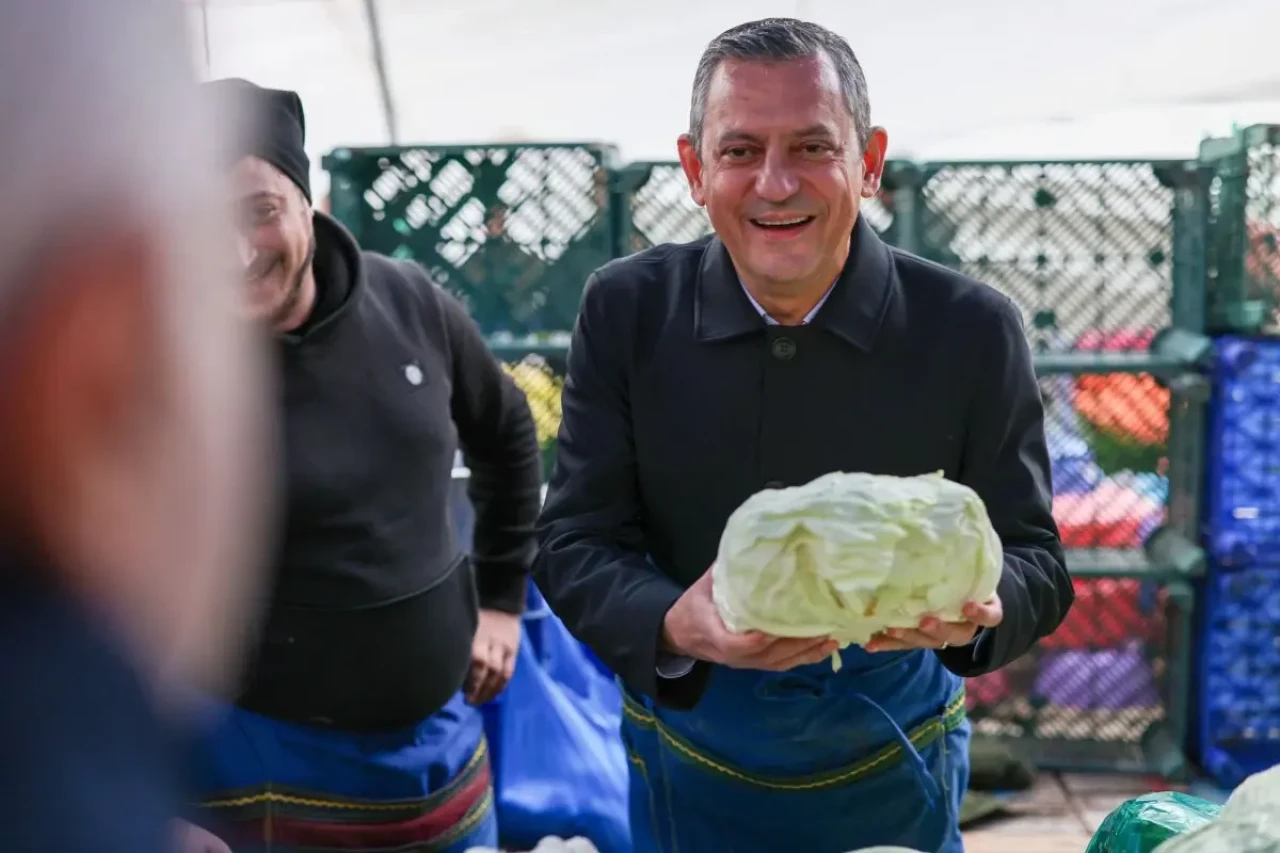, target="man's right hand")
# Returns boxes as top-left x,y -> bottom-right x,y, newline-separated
661,565 -> 838,670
